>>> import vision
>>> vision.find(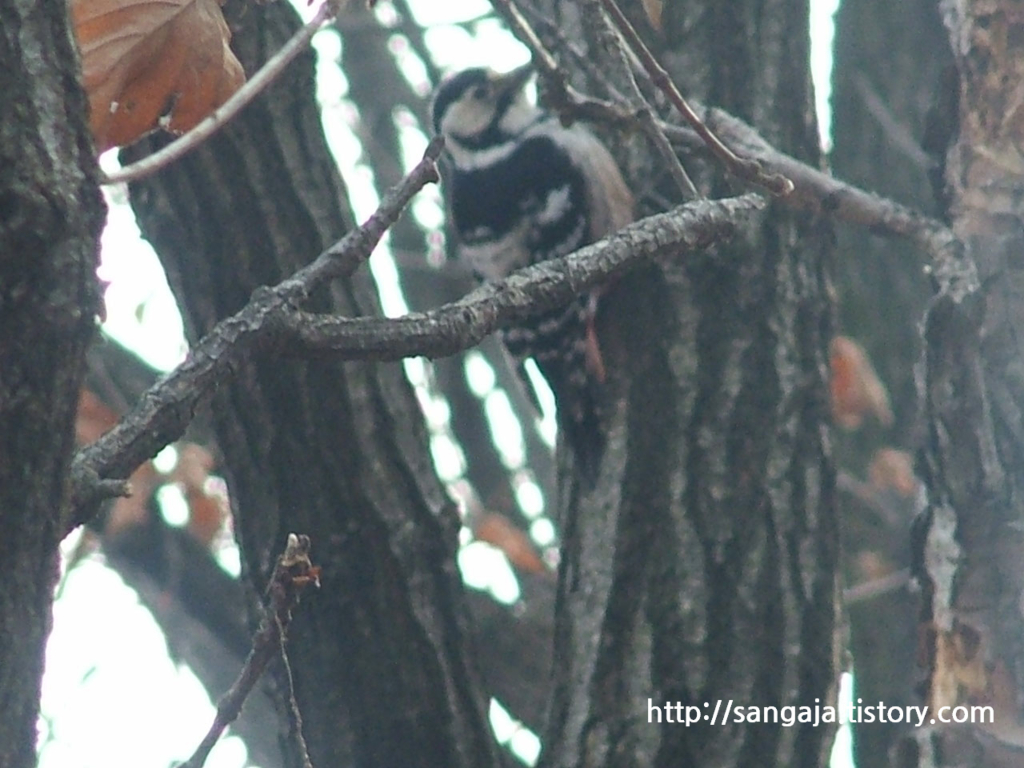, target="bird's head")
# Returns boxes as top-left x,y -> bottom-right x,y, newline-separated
430,65 -> 538,149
